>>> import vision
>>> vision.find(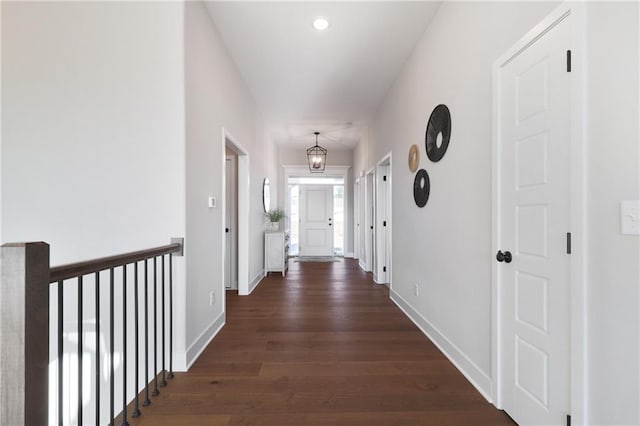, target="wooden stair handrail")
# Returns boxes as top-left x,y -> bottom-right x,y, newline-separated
50,242 -> 182,282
